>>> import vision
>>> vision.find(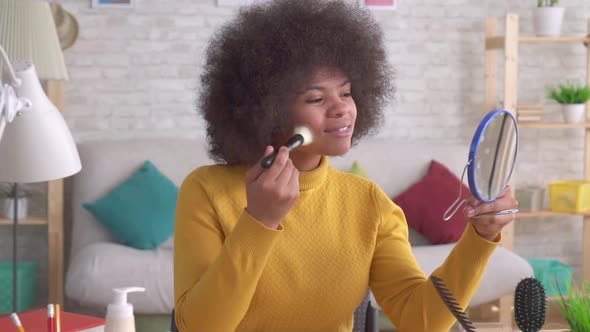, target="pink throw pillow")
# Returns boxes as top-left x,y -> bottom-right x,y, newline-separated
393,160 -> 469,244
